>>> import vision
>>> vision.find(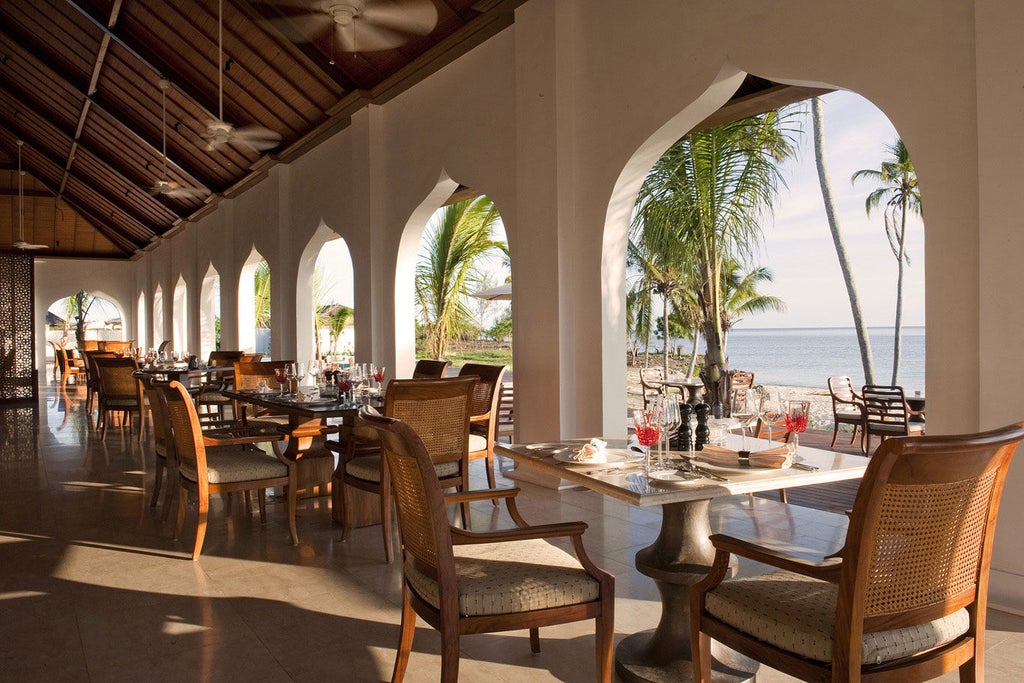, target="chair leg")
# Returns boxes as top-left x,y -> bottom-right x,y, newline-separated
286,471 -> 299,546
485,452 -> 499,506
830,424 -> 840,447
391,586 -> 416,683
529,627 -> 540,653
439,622 -> 460,683
778,488 -> 788,503
257,488 -> 267,523
693,630 -> 713,683
960,653 -> 981,682
849,425 -> 859,445
381,484 -> 394,563
192,492 -> 209,561
161,467 -> 178,522
151,457 -> 164,508
596,606 -> 615,683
